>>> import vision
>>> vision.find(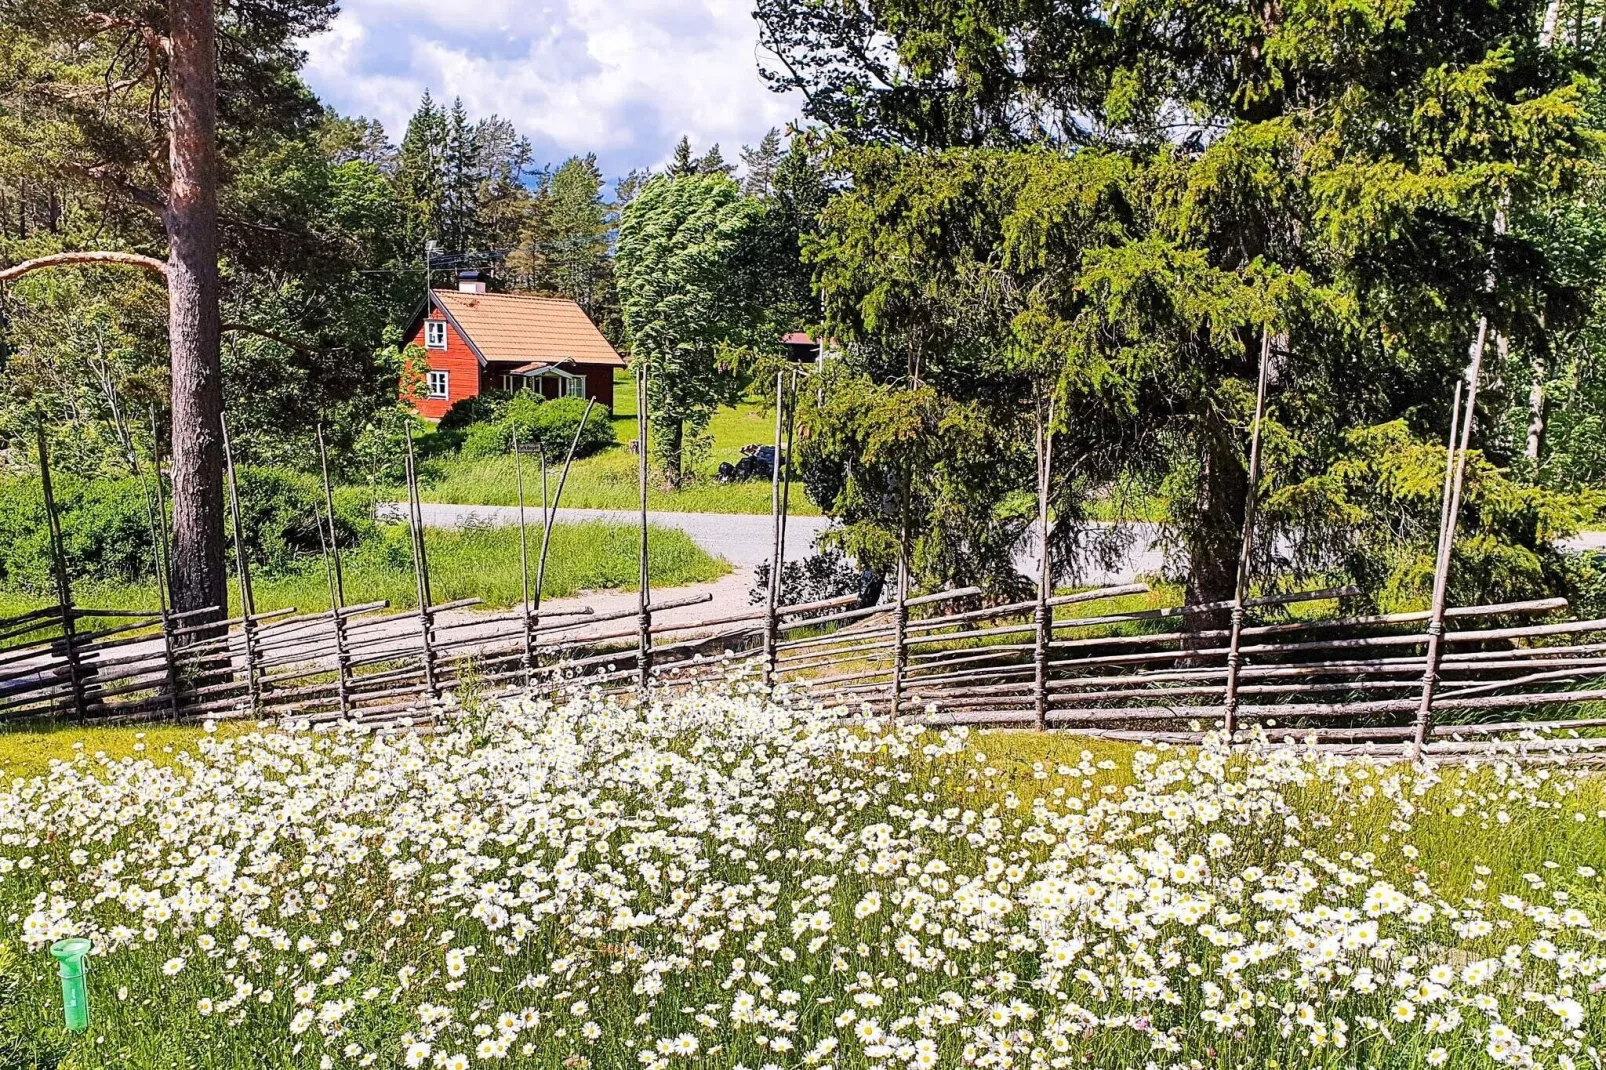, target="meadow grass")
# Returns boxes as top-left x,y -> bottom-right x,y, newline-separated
413,370 -> 821,516
0,520 -> 728,624
0,720 -> 236,780
1,694 -> 1604,1069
